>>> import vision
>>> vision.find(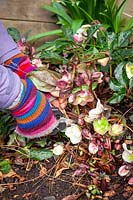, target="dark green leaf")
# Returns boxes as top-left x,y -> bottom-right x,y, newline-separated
114,62 -> 128,86
27,29 -> 63,42
109,78 -> 124,91
7,27 -> 21,41
109,89 -> 126,104
72,19 -> 84,34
